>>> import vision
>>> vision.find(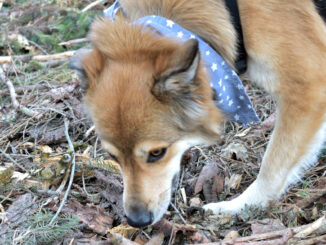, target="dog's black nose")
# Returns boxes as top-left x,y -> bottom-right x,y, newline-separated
126,205 -> 153,228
